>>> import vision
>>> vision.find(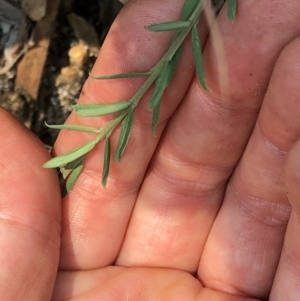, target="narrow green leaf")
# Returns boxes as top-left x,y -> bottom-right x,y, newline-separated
43,139 -> 97,168
72,101 -> 130,117
89,71 -> 151,80
145,21 -> 191,32
114,106 -> 134,161
62,160 -> 84,197
228,0 -> 237,22
180,0 -> 201,21
145,0 -> 200,34
45,122 -> 99,133
63,156 -> 86,171
191,25 -> 208,91
102,137 -> 111,187
152,101 -> 161,134
148,63 -> 169,110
